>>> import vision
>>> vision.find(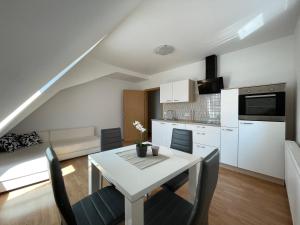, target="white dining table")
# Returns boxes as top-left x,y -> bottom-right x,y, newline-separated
88,143 -> 212,225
